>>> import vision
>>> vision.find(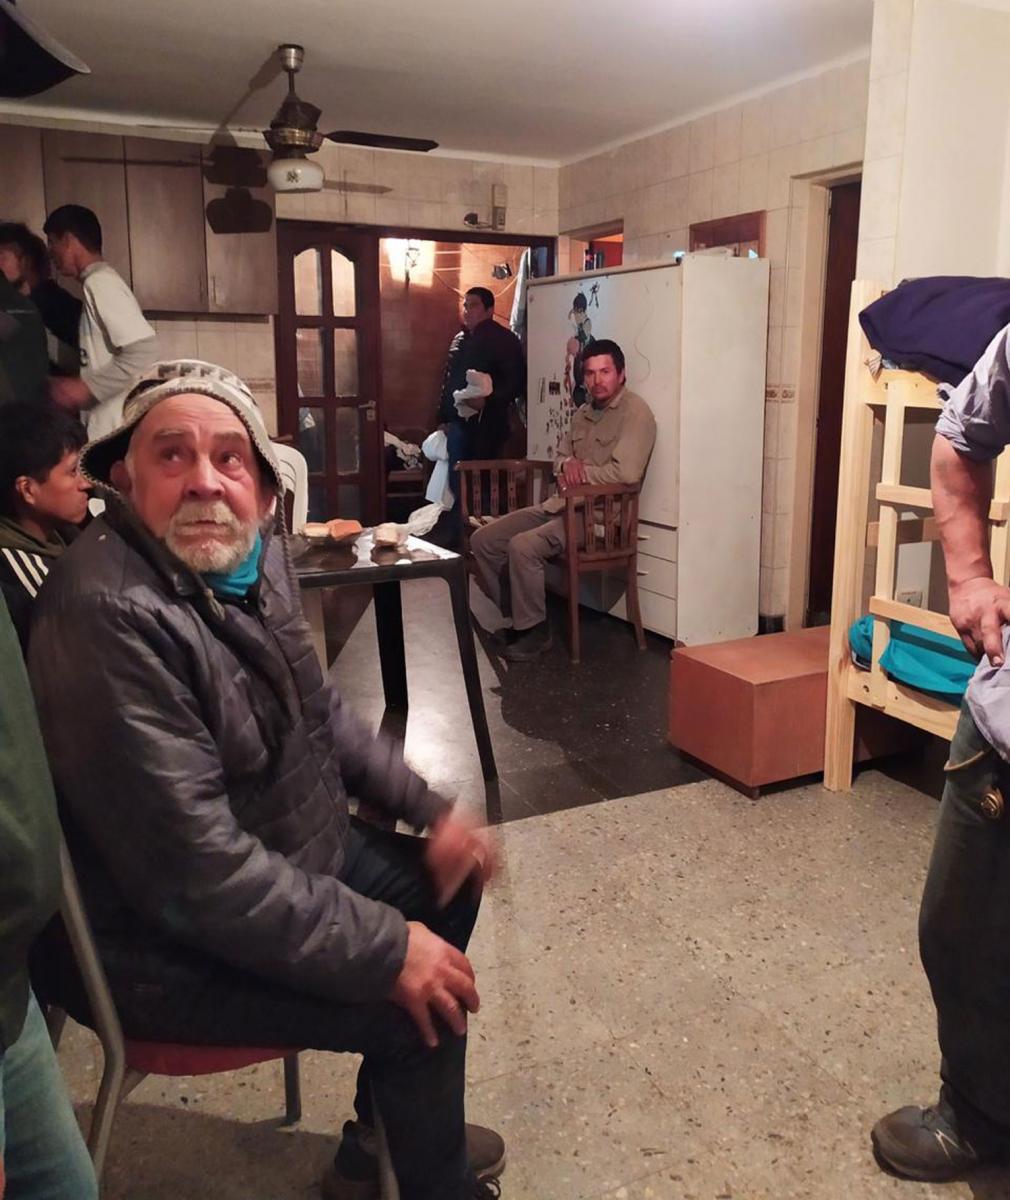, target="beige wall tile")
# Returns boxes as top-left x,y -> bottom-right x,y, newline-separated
775,456 -> 796,516
235,323 -> 275,379
784,267 -> 804,328
859,153 -> 903,241
503,164 -> 535,209
374,197 -> 410,227
836,56 -> 872,126
740,94 -> 773,156
761,516 -> 775,573
738,153 -> 769,213
777,398 -> 798,460
833,125 -> 866,166
773,512 -> 793,569
665,175 -> 690,230
769,268 -> 787,327
796,76 -> 826,143
855,235 -> 897,285
762,454 -> 778,515
533,166 -> 559,212
766,324 -> 784,386
711,162 -> 740,219
274,193 -> 306,220
642,181 -> 667,235
661,124 -> 690,179
764,399 -> 780,456
532,209 -> 559,236
662,227 -> 689,256
864,71 -> 909,161
767,145 -> 796,209
687,169 -> 714,224
760,564 -> 774,611
870,0 -> 914,81
194,325 -> 238,373
688,114 -> 716,172
714,104 -> 743,166
769,566 -> 789,614
765,207 -> 789,267
616,140 -> 647,192
407,199 -> 445,228
769,85 -> 803,149
781,325 -> 802,385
